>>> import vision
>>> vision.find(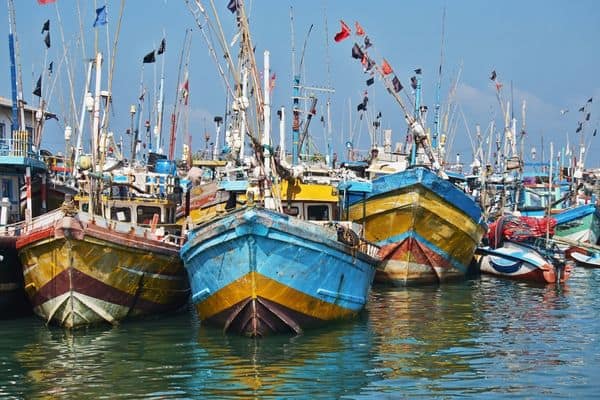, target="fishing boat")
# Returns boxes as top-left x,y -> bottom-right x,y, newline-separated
180,190 -> 379,337
15,52 -> 190,328
565,246 -> 600,268
476,214 -> 572,283
182,3 -> 379,336
343,166 -> 485,285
